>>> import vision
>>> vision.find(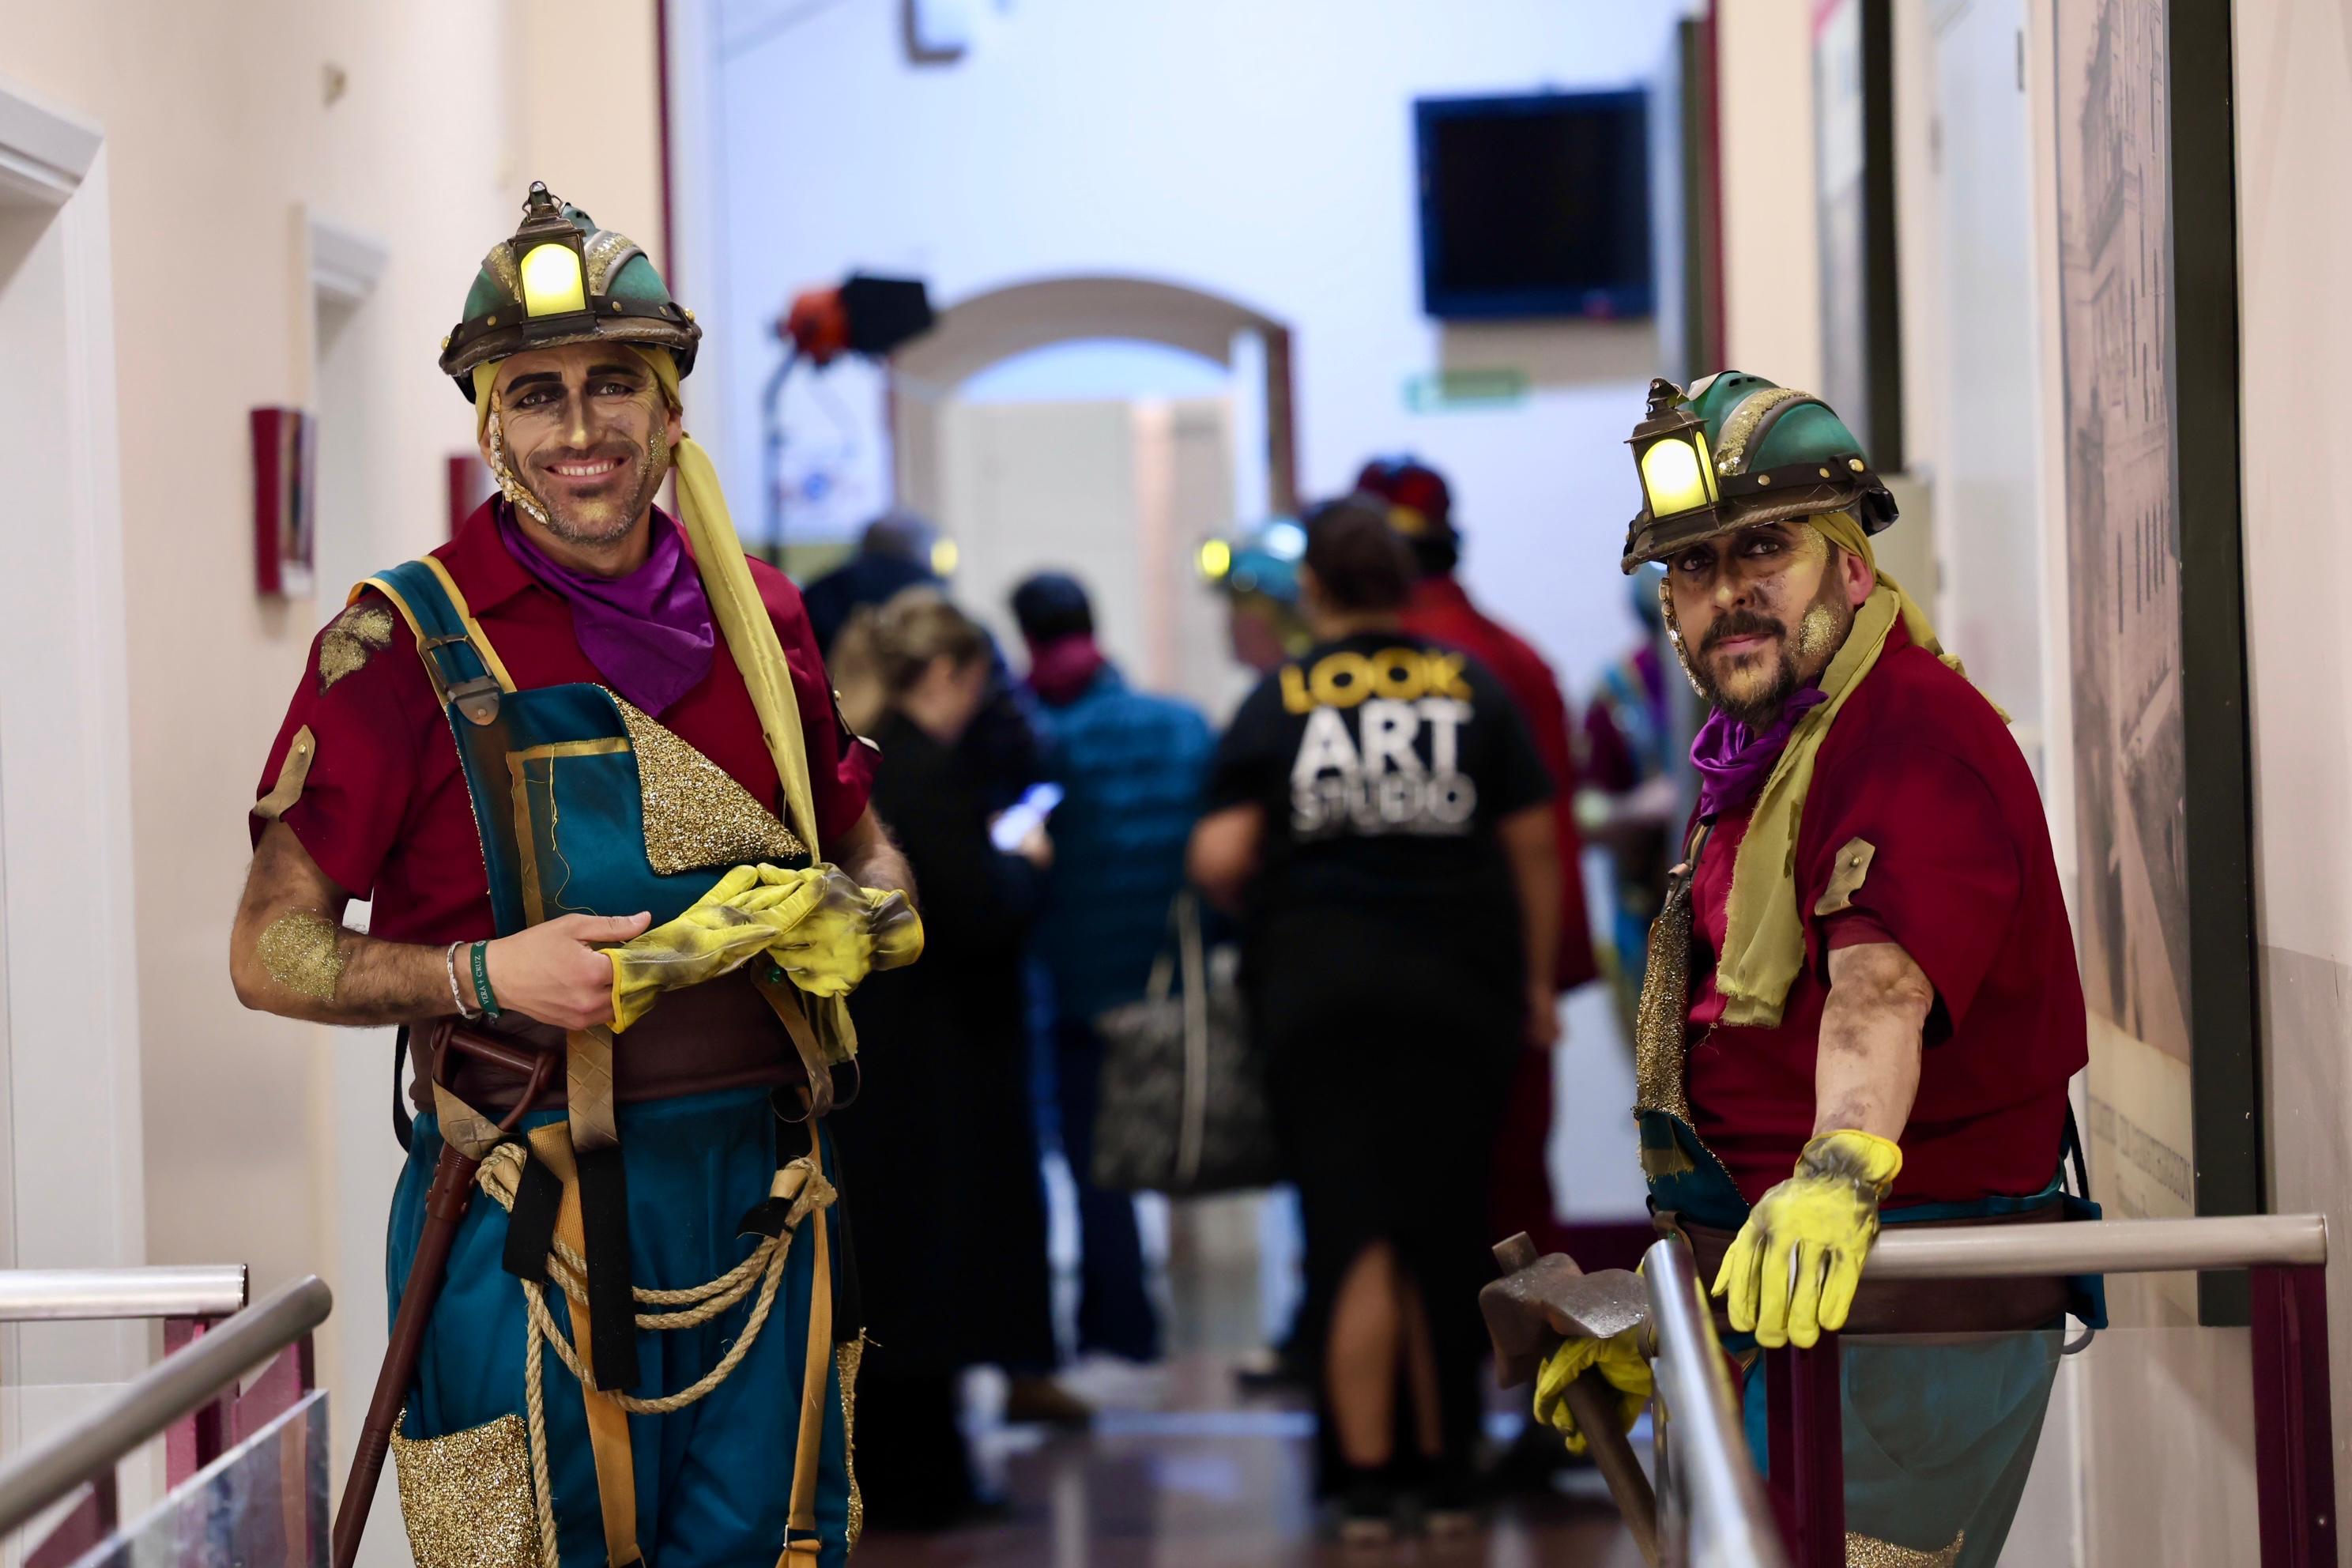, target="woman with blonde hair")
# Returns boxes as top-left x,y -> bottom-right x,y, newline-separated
829,588 -> 1060,1528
